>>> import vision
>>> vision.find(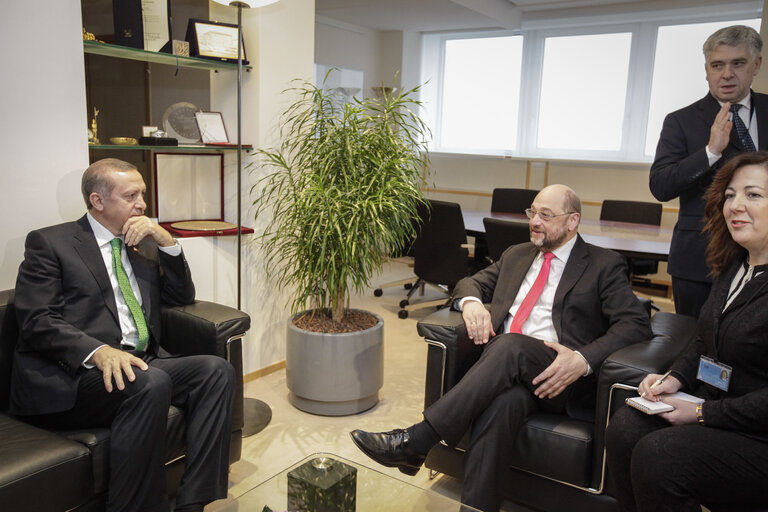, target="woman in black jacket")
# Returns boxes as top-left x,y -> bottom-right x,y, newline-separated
605,151 -> 768,512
